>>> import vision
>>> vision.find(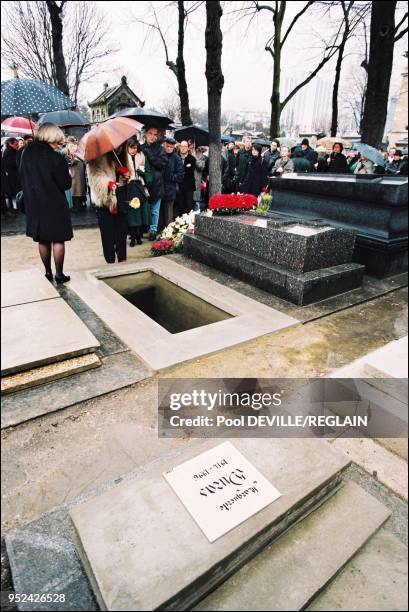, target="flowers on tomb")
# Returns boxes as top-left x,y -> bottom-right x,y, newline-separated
151,210 -> 199,256
208,193 -> 258,214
